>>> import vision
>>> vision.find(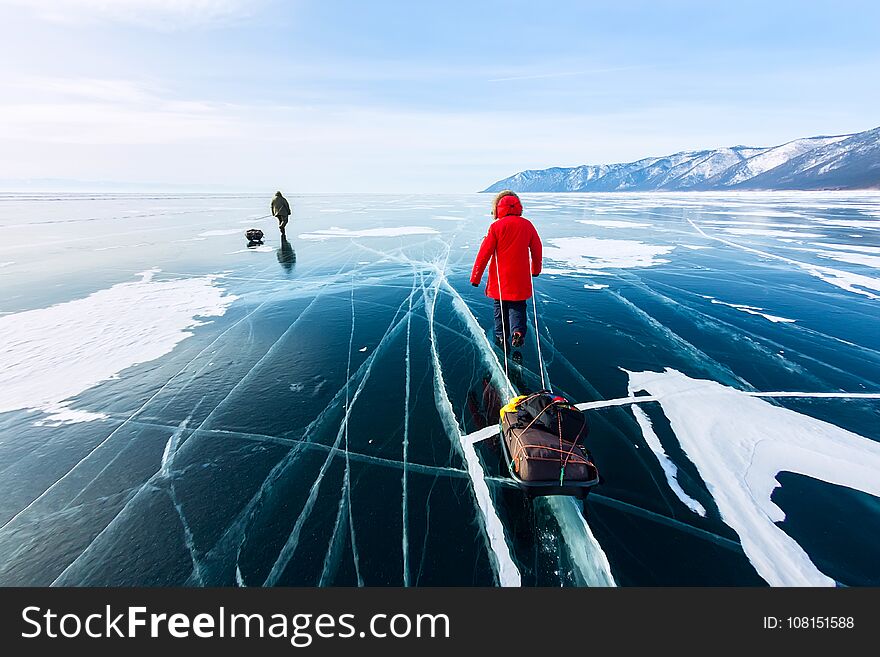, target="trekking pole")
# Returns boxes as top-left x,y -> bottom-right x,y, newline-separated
493,249 -> 511,391
529,257 -> 547,391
